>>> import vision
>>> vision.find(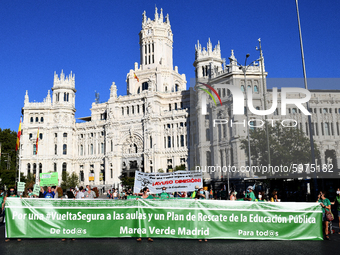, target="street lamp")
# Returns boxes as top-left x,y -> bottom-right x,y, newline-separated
229,54 -> 260,176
